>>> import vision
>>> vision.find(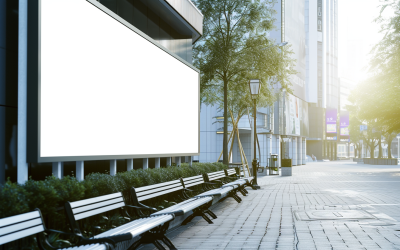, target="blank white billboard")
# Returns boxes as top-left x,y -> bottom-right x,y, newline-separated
39,0 -> 199,160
